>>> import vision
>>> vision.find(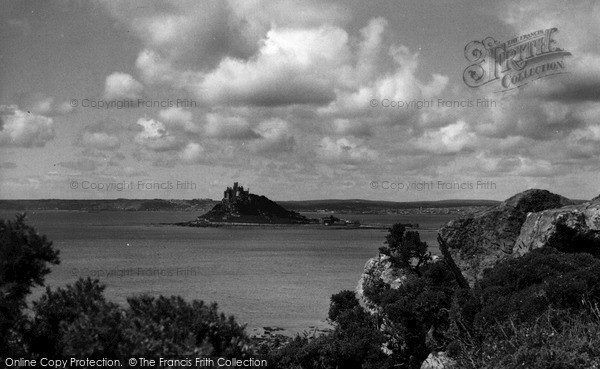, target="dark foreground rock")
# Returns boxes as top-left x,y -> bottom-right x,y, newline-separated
514,196 -> 600,257
437,189 -> 574,285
